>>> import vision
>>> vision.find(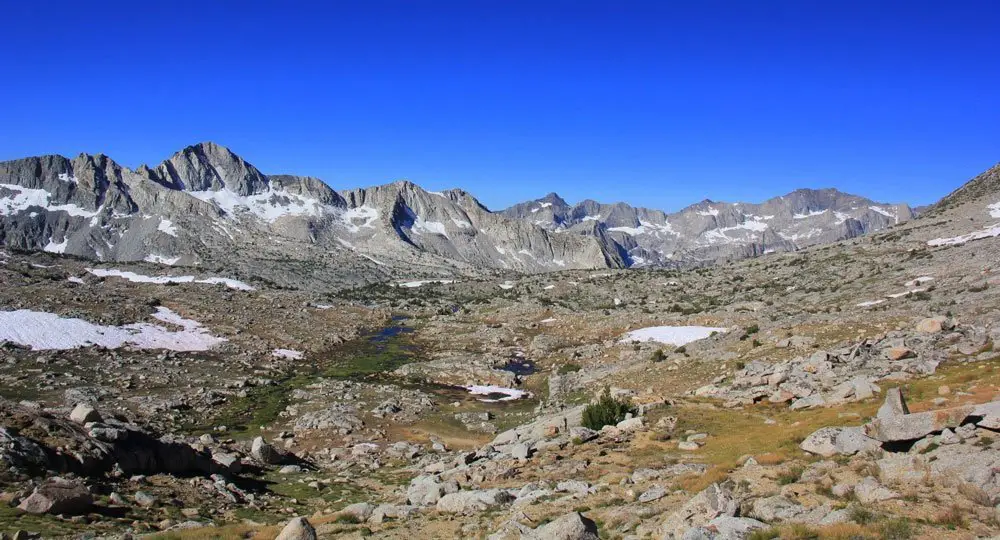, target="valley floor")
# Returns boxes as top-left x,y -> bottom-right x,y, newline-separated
1,209 -> 1000,539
